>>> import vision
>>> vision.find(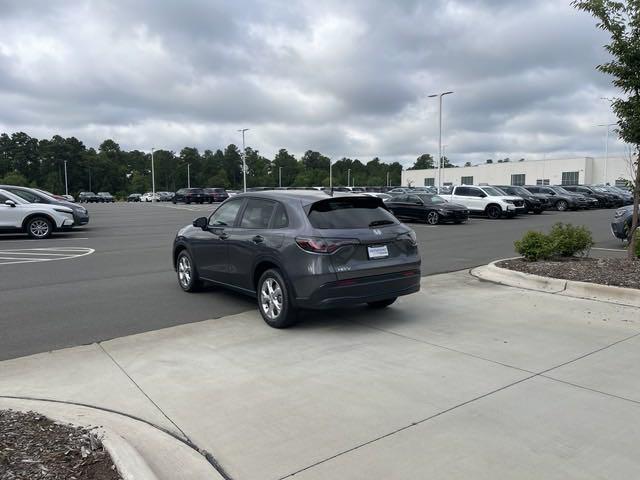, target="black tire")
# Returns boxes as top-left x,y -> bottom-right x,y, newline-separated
186,200 -> 191,204
454,219 -> 466,224
486,205 -> 502,219
257,269 -> 297,328
176,250 -> 202,292
426,211 -> 440,225
26,216 -> 53,239
556,200 -> 568,211
172,199 -> 177,204
533,209 -> 543,215
367,297 -> 397,309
